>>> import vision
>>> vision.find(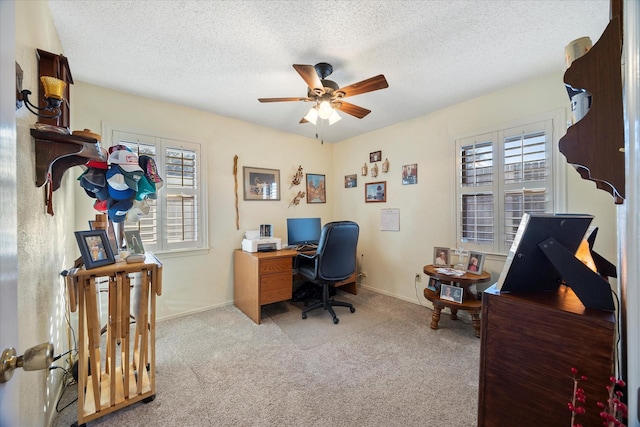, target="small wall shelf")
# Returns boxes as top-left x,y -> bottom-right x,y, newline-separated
30,129 -> 104,191
558,14 -> 624,204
